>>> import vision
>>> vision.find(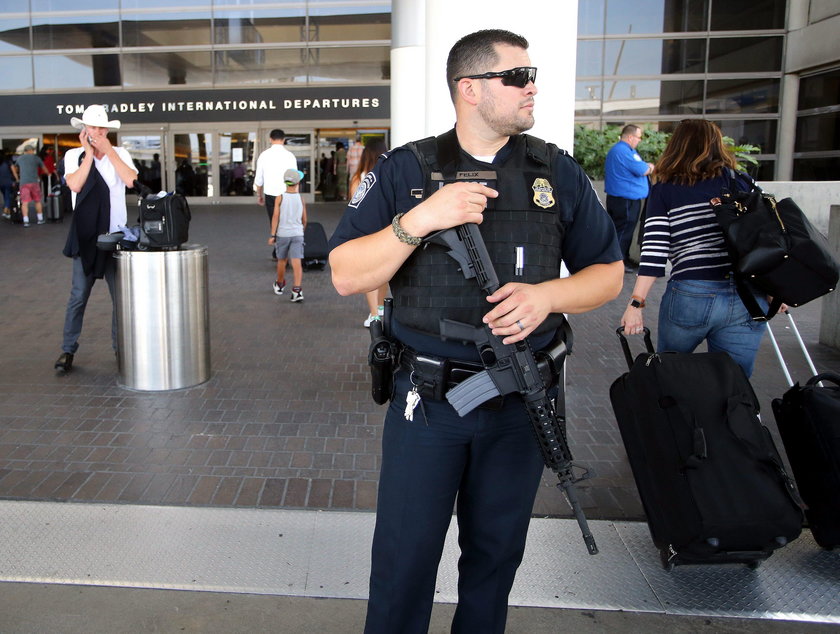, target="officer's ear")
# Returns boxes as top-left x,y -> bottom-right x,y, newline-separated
455,77 -> 481,106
